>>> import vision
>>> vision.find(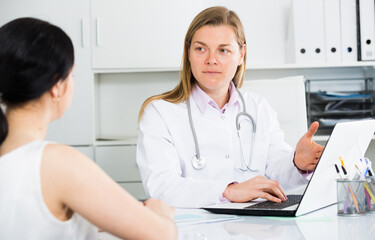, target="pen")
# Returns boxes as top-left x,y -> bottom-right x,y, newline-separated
340,156 -> 345,169
365,187 -> 372,210
341,165 -> 347,178
364,182 -> 375,204
341,165 -> 360,213
364,166 -> 370,178
335,164 -> 341,179
355,164 -> 375,204
335,164 -> 349,213
365,158 -> 374,177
